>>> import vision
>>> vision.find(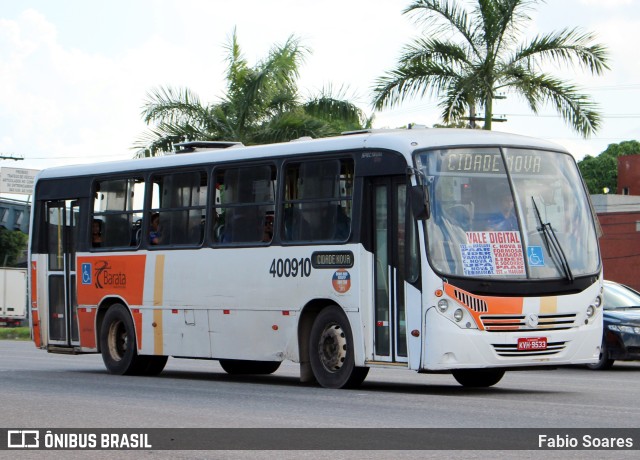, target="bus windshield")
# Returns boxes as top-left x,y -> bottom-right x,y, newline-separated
416,147 -> 600,280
